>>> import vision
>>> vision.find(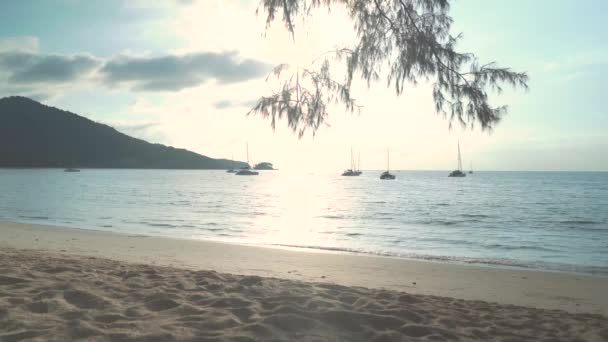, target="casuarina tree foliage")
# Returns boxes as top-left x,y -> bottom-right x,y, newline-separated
248,0 -> 529,137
